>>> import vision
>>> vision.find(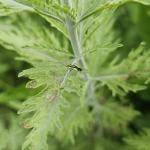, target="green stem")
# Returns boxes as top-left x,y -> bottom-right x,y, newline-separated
90,73 -> 128,81
62,0 -> 89,80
